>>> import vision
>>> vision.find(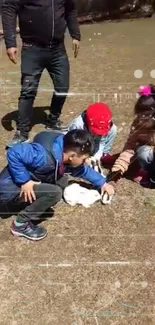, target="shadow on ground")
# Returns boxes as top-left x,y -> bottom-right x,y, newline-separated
0,203 -> 55,224
1,106 -> 49,131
